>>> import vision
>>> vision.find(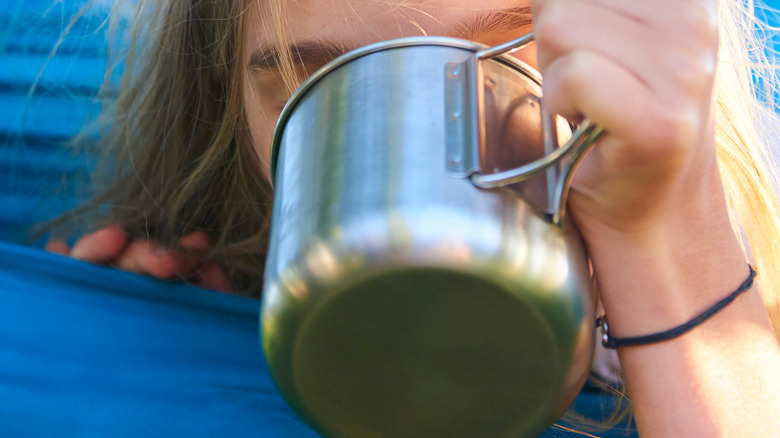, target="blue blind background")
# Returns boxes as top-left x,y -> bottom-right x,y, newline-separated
0,0 -> 110,243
